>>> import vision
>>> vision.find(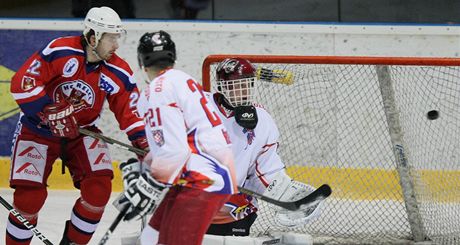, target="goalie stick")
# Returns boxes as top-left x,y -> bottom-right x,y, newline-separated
78,129 -> 332,211
0,196 -> 54,245
238,184 -> 331,211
